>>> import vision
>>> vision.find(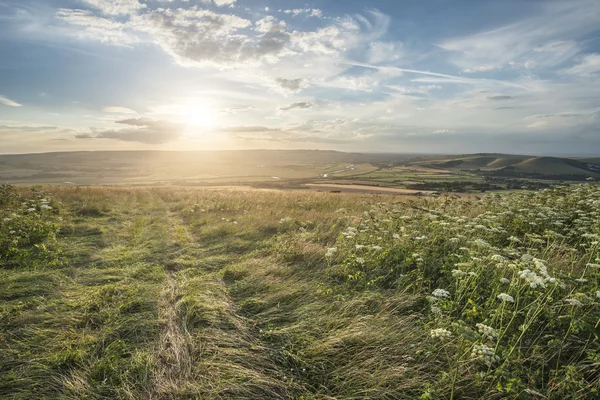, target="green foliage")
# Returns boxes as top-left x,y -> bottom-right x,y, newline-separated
0,186 -> 61,268
325,185 -> 600,398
